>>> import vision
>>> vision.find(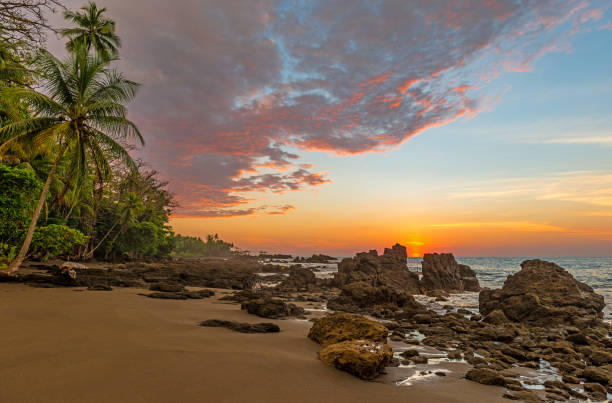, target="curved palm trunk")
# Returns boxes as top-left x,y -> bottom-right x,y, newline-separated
104,223 -> 127,261
5,145 -> 68,274
82,219 -> 119,259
